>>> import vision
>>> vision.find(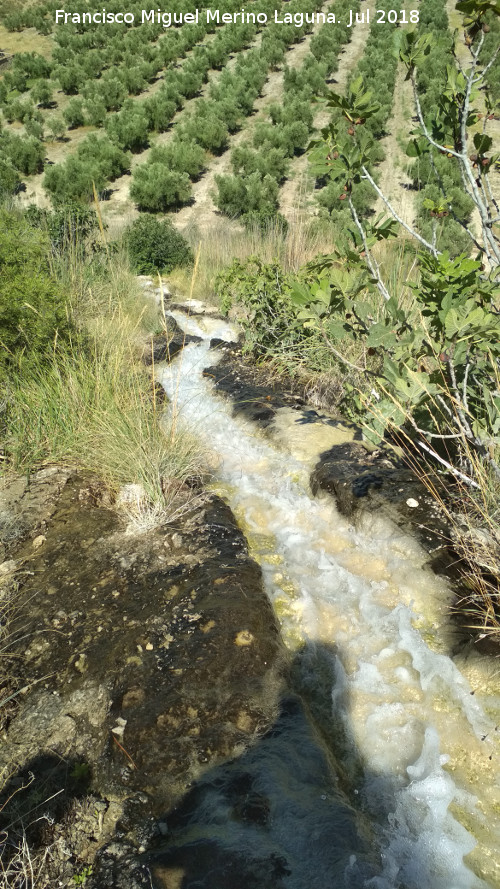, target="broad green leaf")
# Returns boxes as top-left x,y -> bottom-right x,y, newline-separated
473,132 -> 493,153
